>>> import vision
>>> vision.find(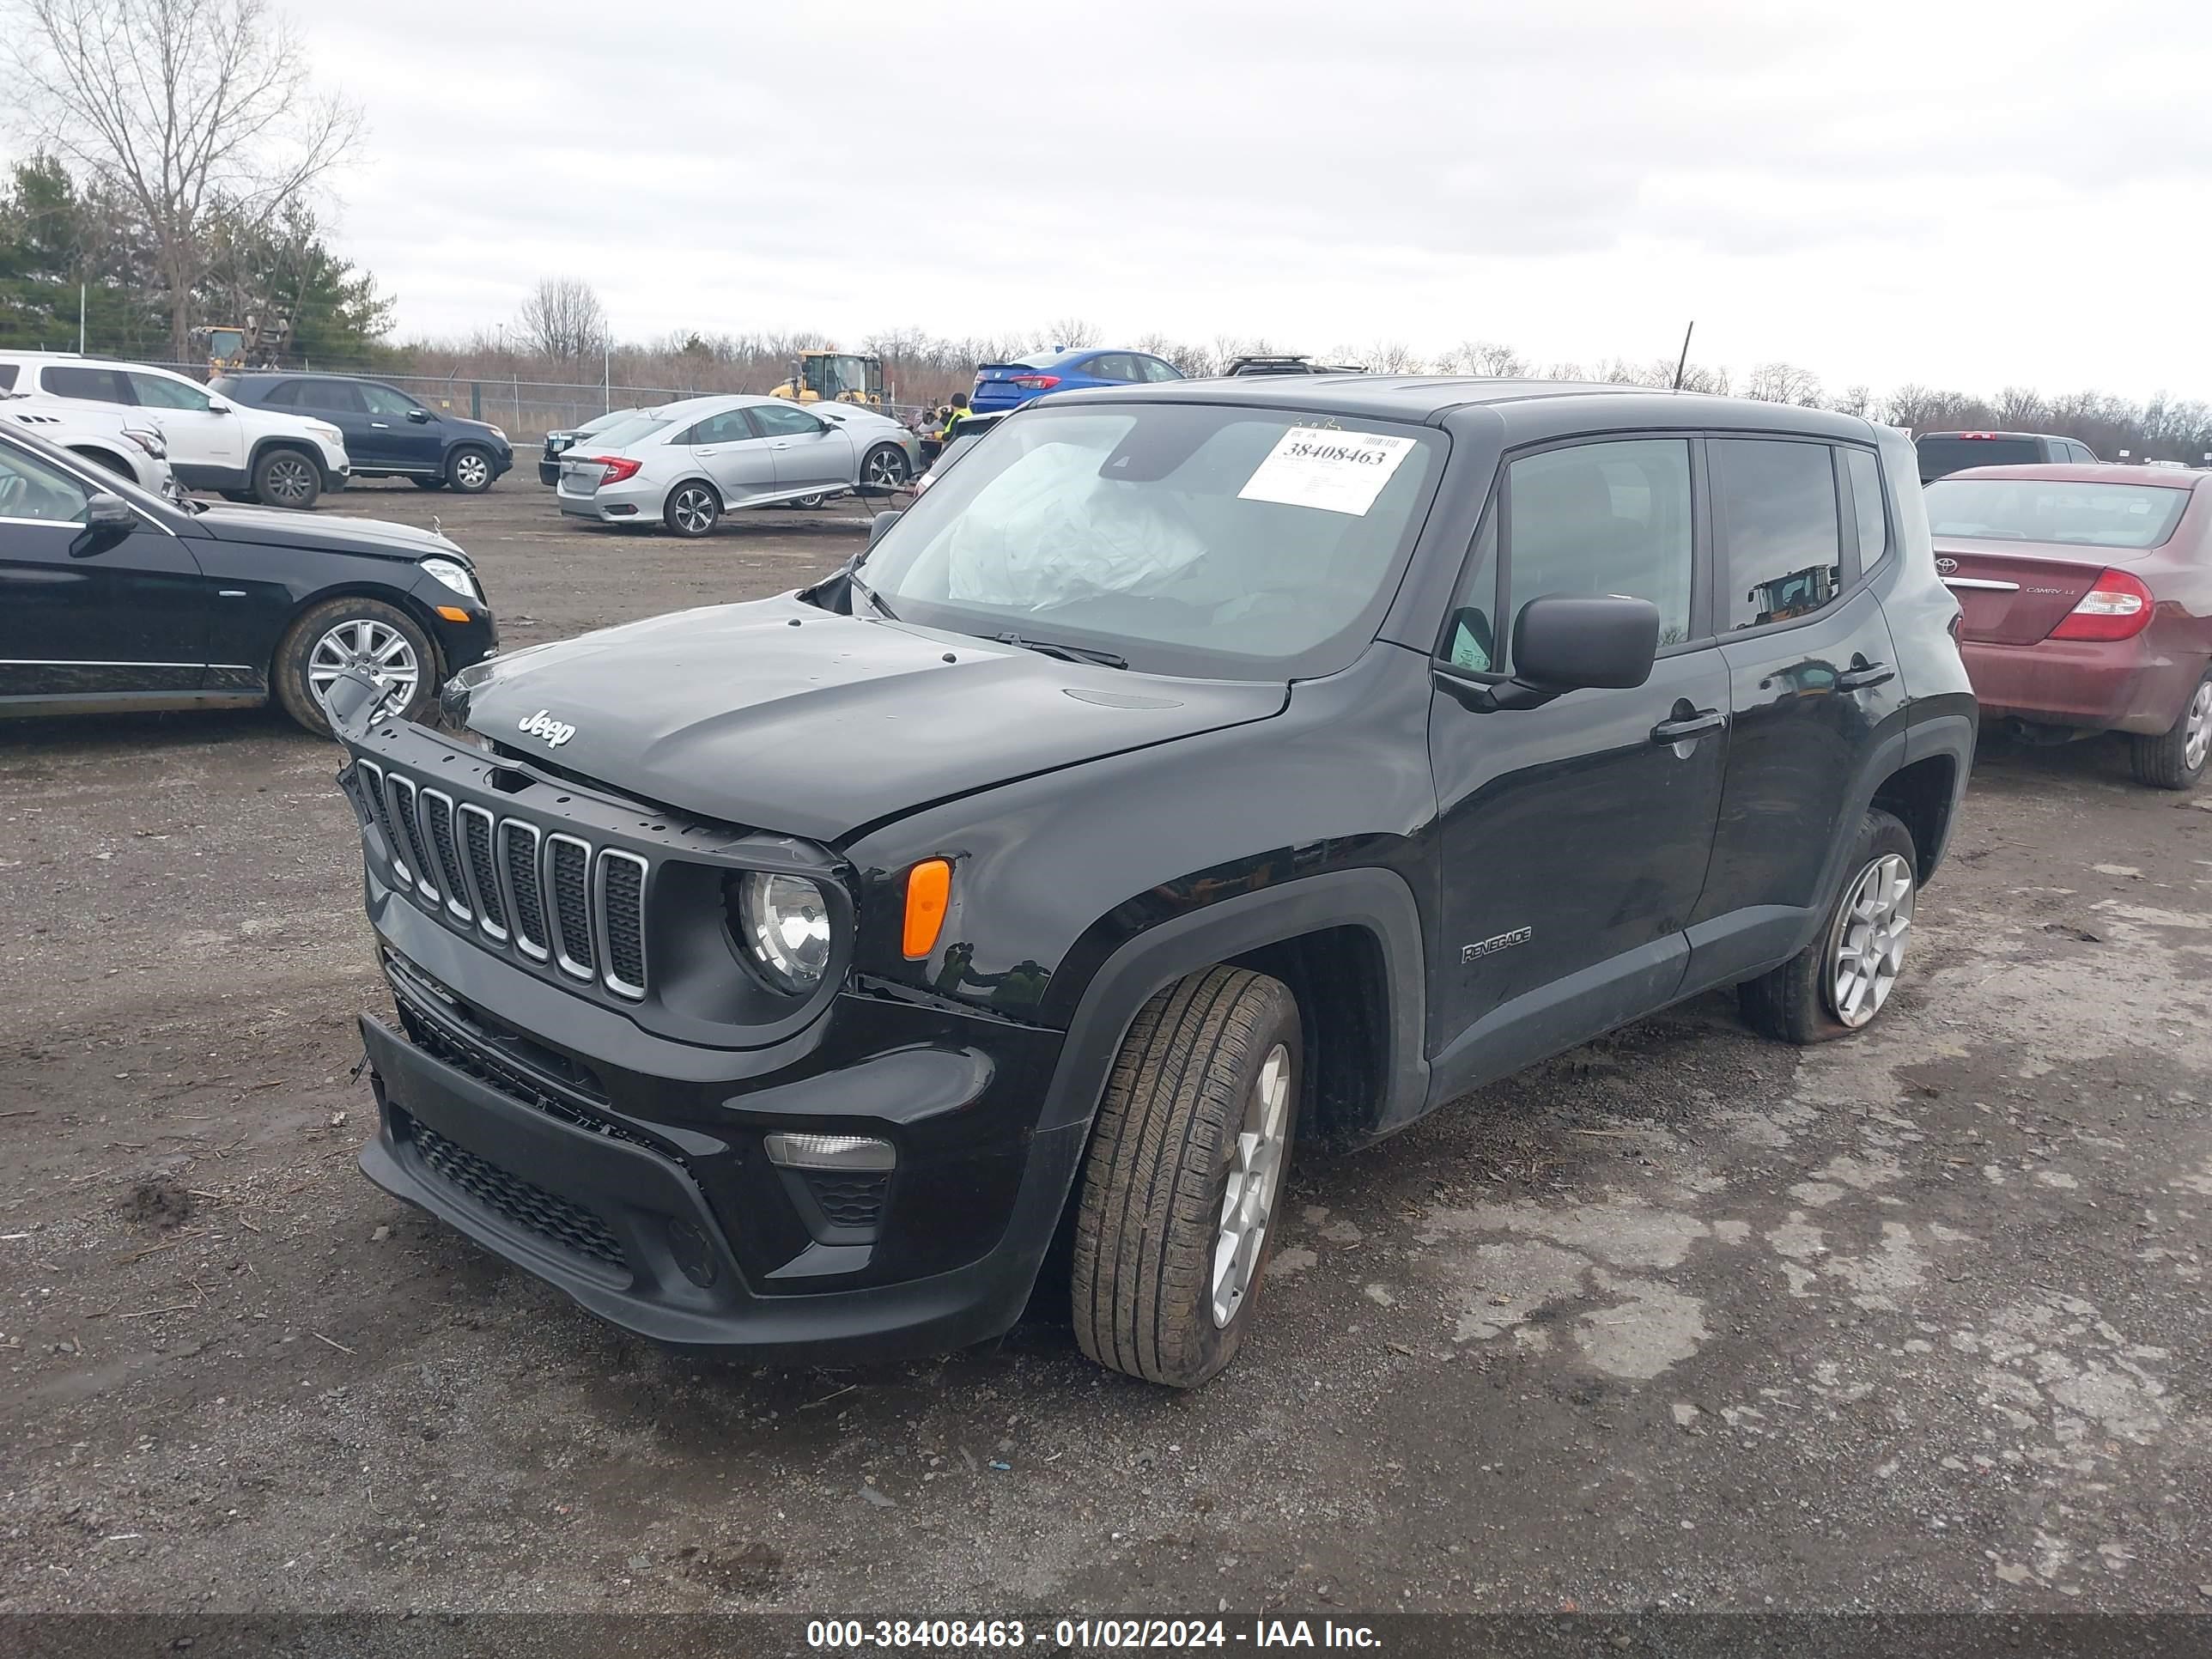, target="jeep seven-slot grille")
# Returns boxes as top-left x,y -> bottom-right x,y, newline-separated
547,836 -> 595,978
406,1115 -> 626,1271
356,764 -> 647,1000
